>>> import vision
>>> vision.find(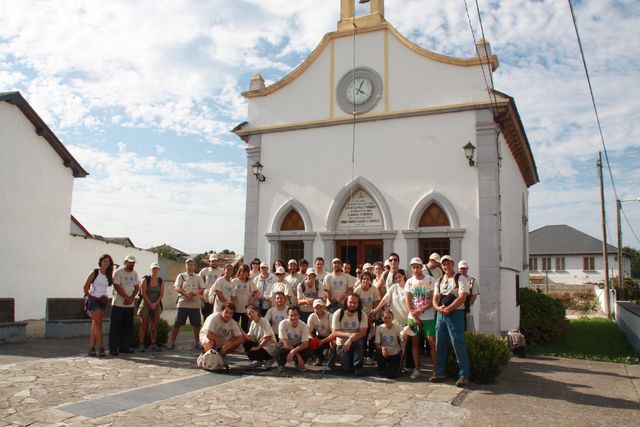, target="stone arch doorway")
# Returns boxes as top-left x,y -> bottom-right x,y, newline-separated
266,199 -> 316,262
